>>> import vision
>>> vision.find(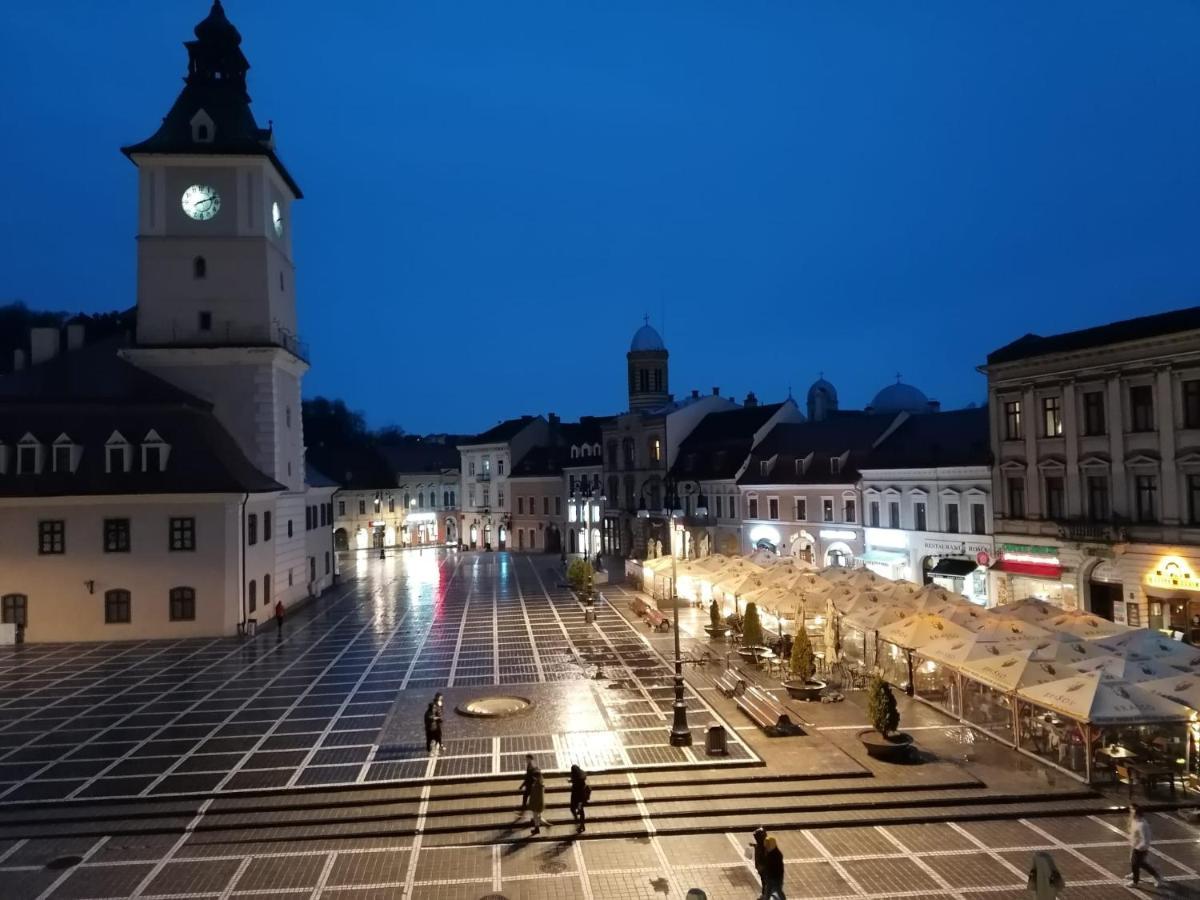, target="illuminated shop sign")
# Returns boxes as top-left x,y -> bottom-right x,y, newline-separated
405,512 -> 437,523
865,529 -> 908,550
820,530 -> 857,541
1145,557 -> 1200,592
749,525 -> 782,545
